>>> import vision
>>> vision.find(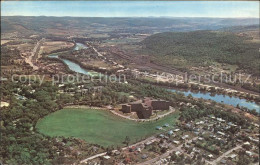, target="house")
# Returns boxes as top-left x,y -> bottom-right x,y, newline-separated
198,137 -> 204,141
129,146 -> 136,152
159,134 -> 165,138
217,131 -> 225,136
182,135 -> 189,140
156,126 -> 162,130
245,151 -> 253,157
145,141 -> 154,146
175,151 -> 182,156
0,101 -> 9,108
208,154 -> 214,159
164,123 -> 170,127
136,148 -> 141,152
173,141 -> 180,145
168,130 -> 173,135
217,118 -> 225,122
196,121 -> 205,125
113,150 -> 120,156
228,122 -> 237,127
185,123 -> 192,129
159,143 -> 169,149
193,148 -> 200,153
103,155 -> 111,160
227,154 -> 237,160
15,94 -> 27,100
141,154 -> 148,159
58,84 -> 65,87
243,141 -> 250,146
220,159 -> 227,164
163,136 -> 169,140
174,129 -> 180,132
249,137 -> 259,144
